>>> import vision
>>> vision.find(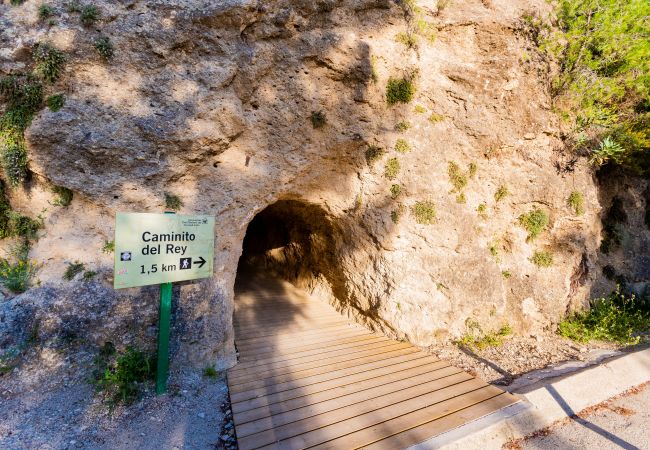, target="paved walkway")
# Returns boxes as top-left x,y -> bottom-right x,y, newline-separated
227,274 -> 519,449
